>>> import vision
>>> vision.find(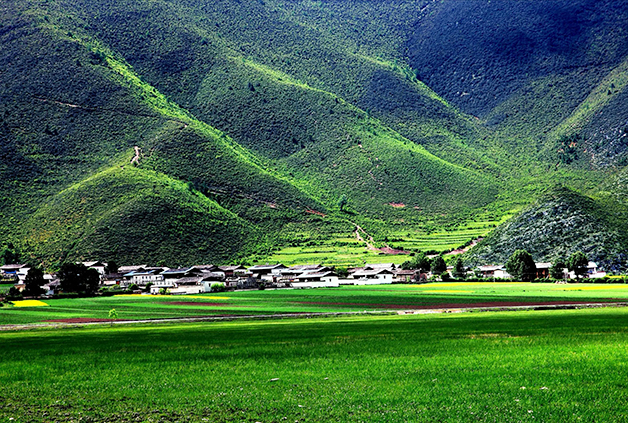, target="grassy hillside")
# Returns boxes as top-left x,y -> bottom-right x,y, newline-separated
20,166 -> 263,267
466,186 -> 628,271
2,0 -> 628,266
0,1 -> 332,266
